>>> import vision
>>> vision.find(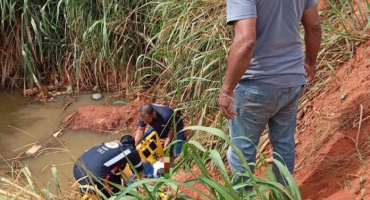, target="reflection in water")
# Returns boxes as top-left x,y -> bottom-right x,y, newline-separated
0,91 -> 128,194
